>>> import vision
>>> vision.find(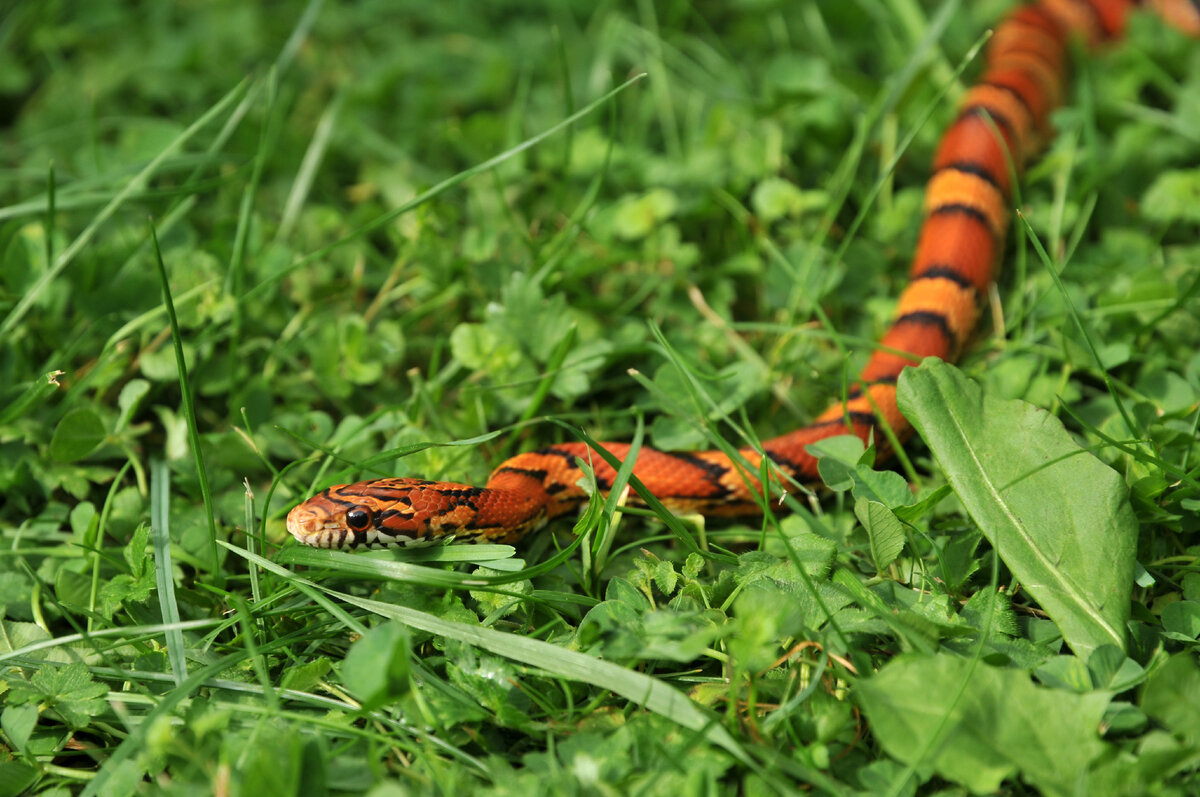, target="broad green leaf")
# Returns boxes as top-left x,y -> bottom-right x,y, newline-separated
855,498 -> 905,571
1141,654 -> 1200,745
810,436 -> 911,506
49,407 -> 106,462
0,621 -> 52,655
68,501 -> 97,541
54,569 -> 93,610
449,322 -> 502,370
897,360 -> 1137,656
98,573 -> 155,620
1035,656 -> 1095,692
1142,167 -> 1200,223
139,342 -> 196,382
653,560 -> 678,595
752,177 -> 805,222
751,177 -> 827,223
498,272 -> 573,363
231,720 -> 304,797
469,567 -> 532,616
280,658 -> 333,694
1,704 -> 37,753
809,435 -> 866,492
850,466 -> 912,507
858,652 -> 1111,794
0,761 -> 39,797
1160,600 -> 1200,640
611,188 -> 677,240
1087,645 -> 1147,692
930,527 -> 983,592
0,573 -> 30,616
341,621 -> 411,711
1081,731 -> 1199,797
